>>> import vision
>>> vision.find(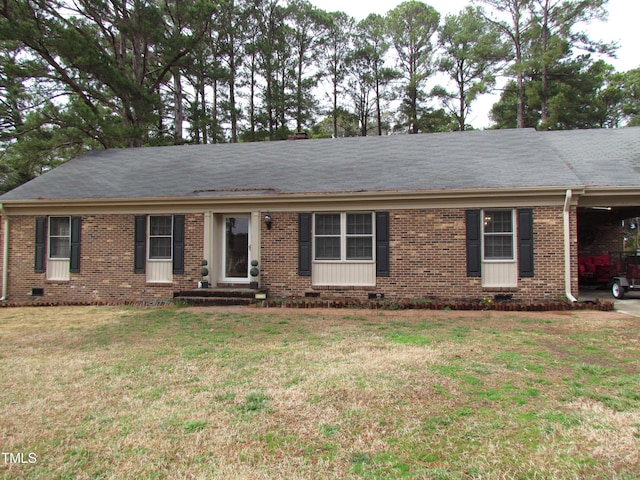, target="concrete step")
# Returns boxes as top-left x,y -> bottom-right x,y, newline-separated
174,287 -> 264,306
175,296 -> 254,306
